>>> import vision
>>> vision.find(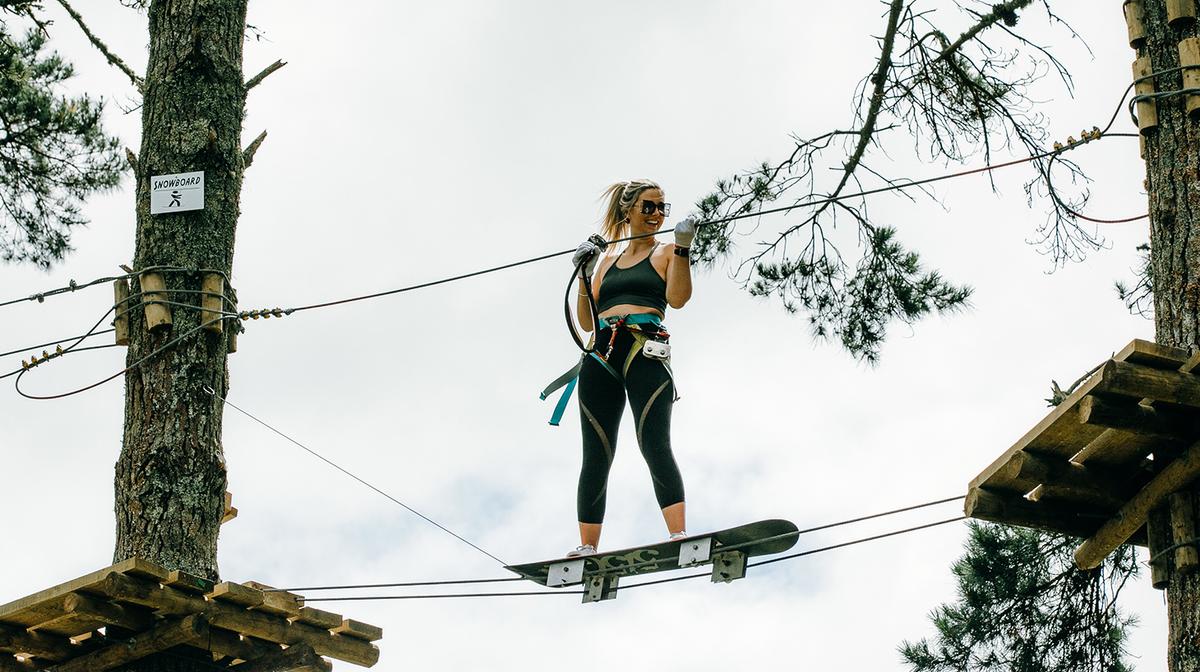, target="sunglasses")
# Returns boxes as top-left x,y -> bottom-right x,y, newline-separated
639,200 -> 672,216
